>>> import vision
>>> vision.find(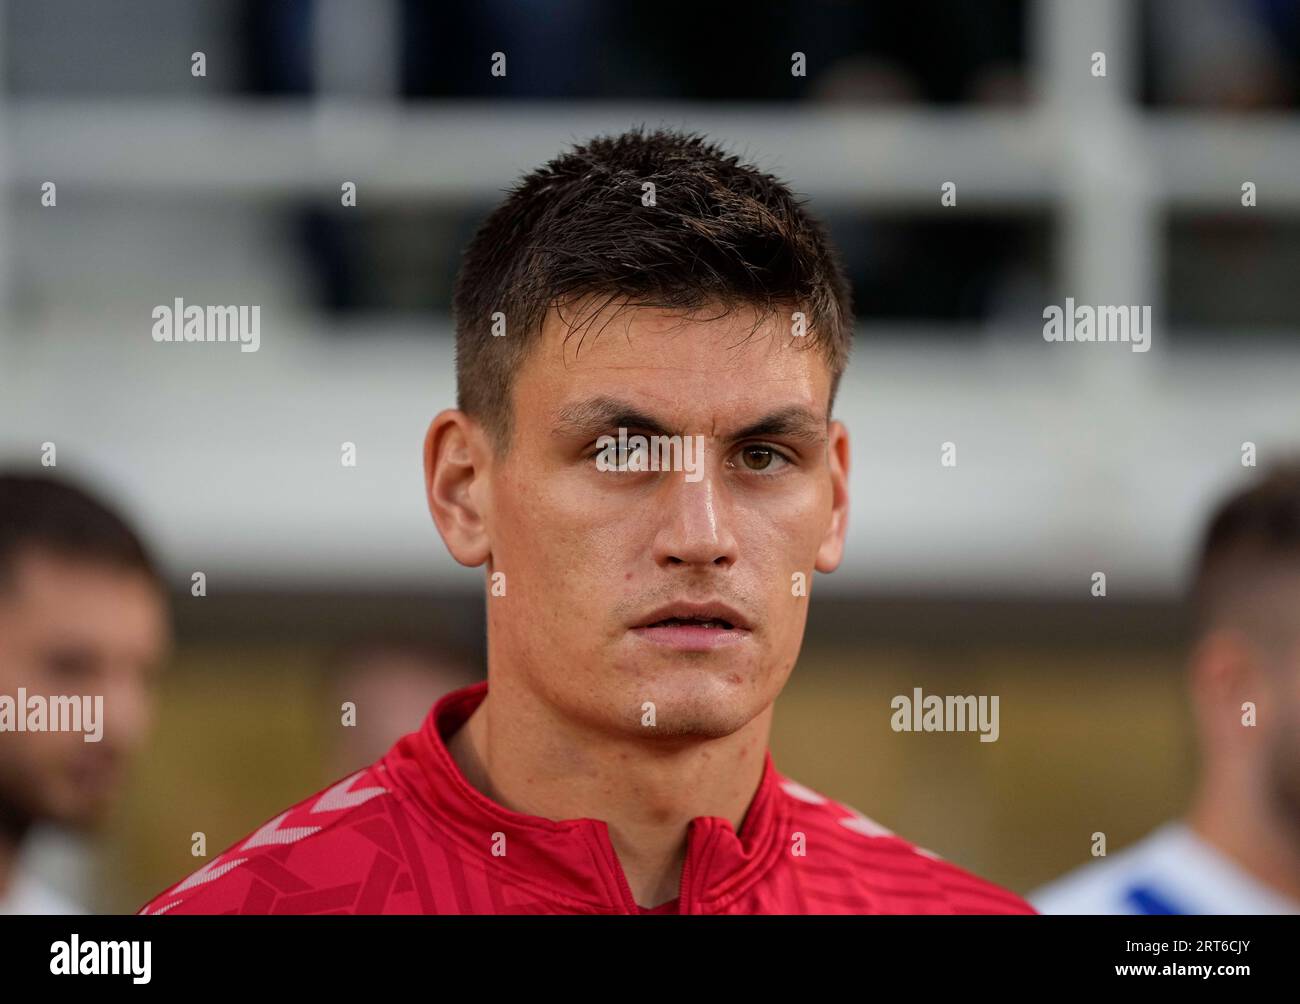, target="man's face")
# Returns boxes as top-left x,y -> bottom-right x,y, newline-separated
1197,573 -> 1300,839
1258,582 -> 1300,834
481,303 -> 849,740
0,550 -> 169,829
